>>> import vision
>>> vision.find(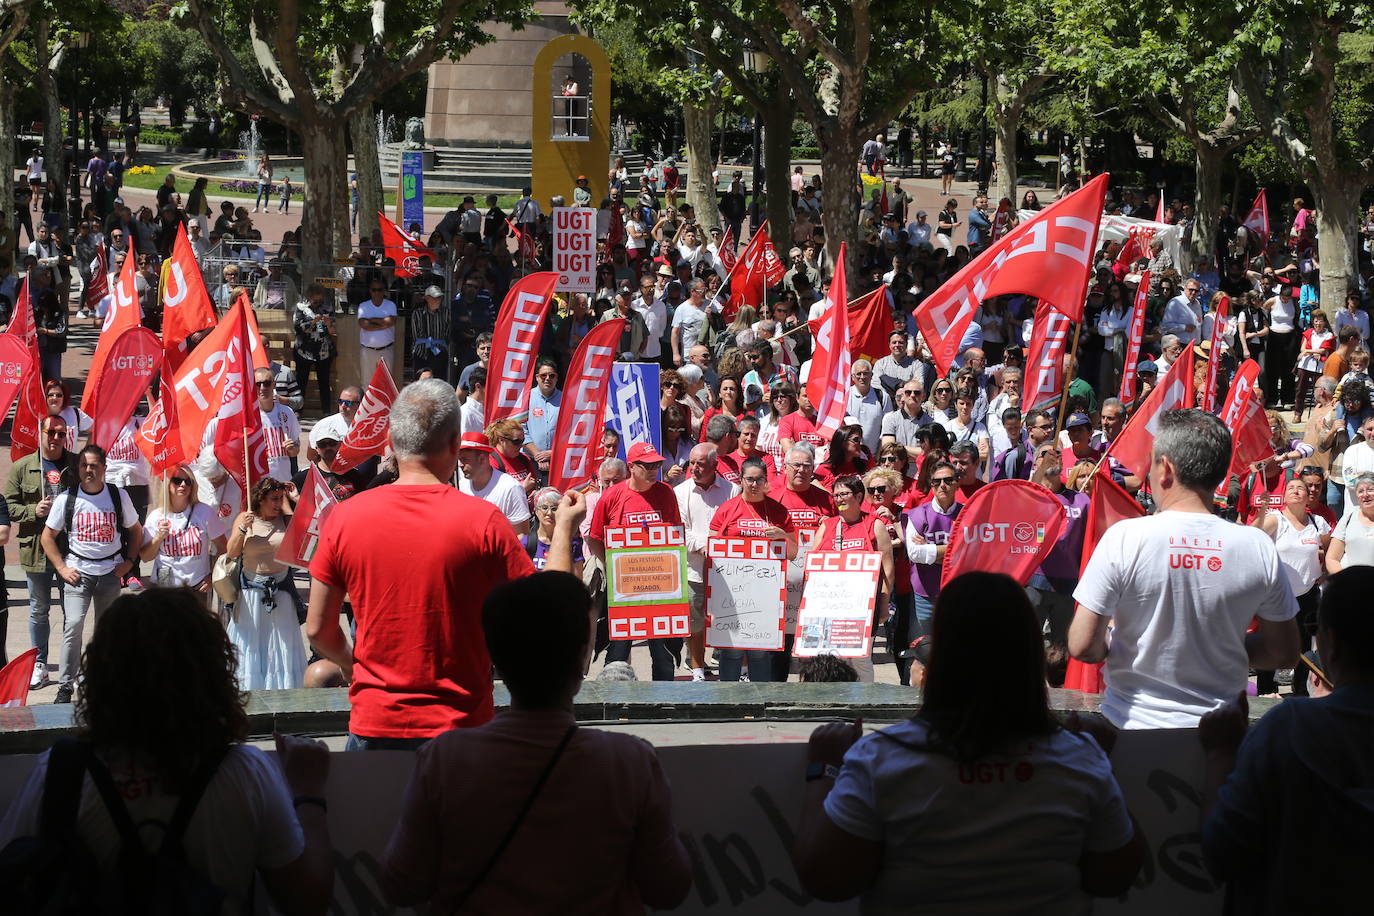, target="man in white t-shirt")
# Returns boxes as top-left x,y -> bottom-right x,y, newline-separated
633,279 -> 668,362
358,279 -> 399,381
1070,409 -> 1299,729
255,367 -> 302,484
40,445 -> 143,703
456,431 -> 530,534
670,279 -> 709,367
308,385 -> 361,461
